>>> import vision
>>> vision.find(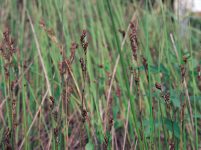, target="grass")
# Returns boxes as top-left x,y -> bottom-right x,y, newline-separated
0,0 -> 201,149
